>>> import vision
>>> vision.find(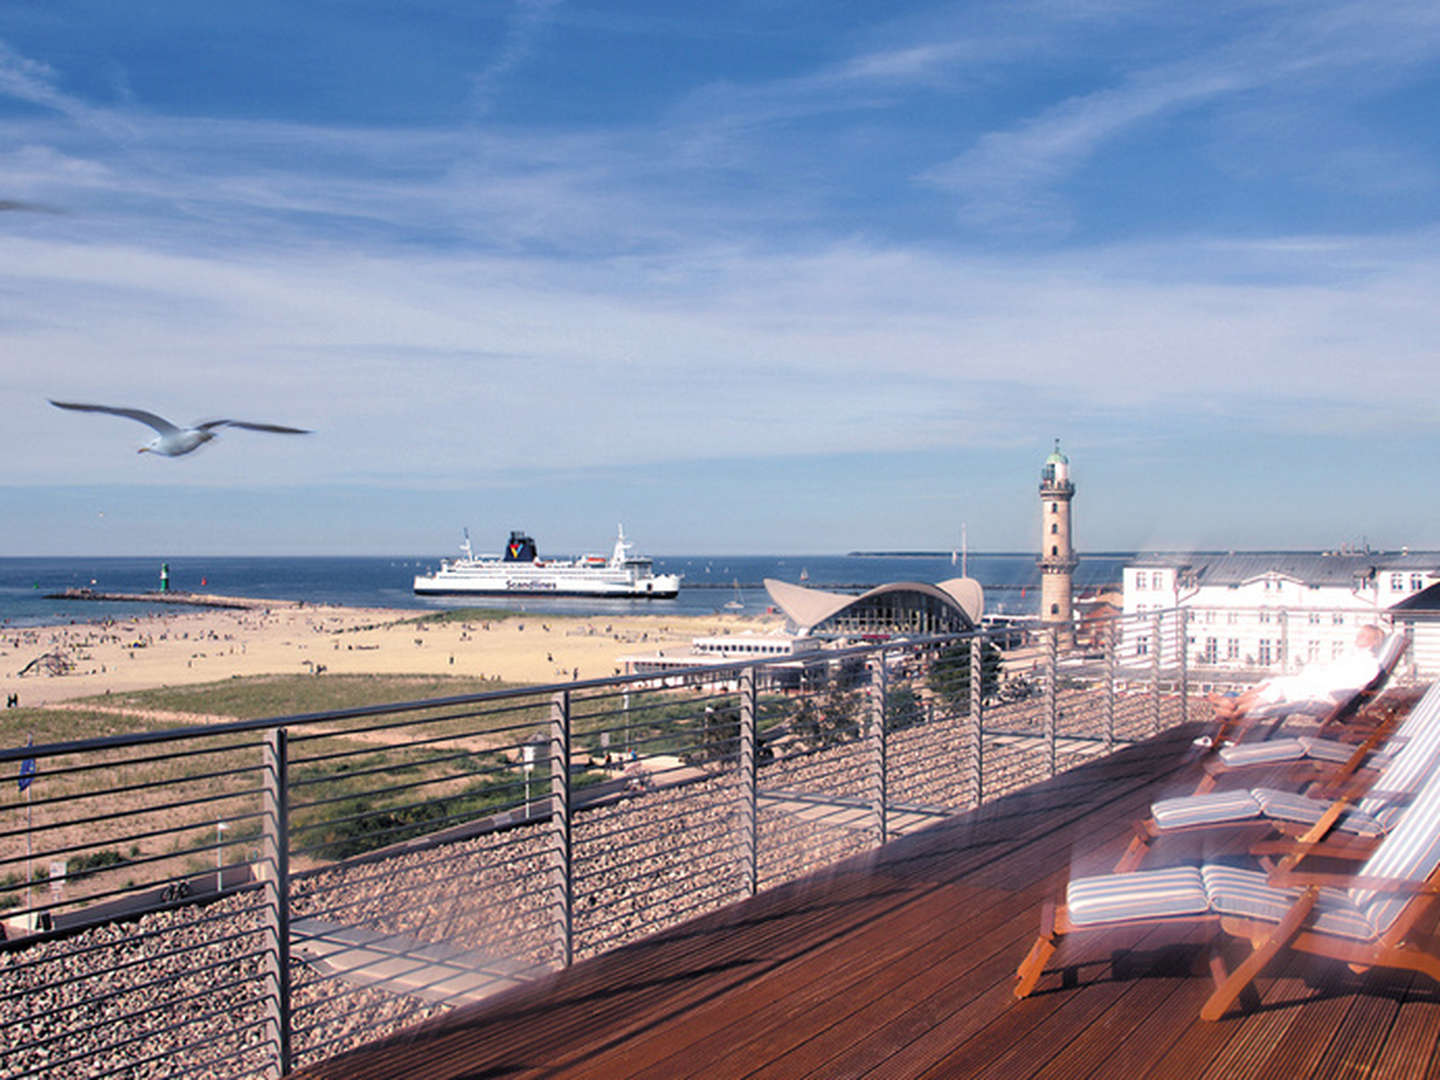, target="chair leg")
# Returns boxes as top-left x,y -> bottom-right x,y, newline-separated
1201,894 -> 1315,1021
1015,900 -> 1060,1000
1114,827 -> 1152,873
